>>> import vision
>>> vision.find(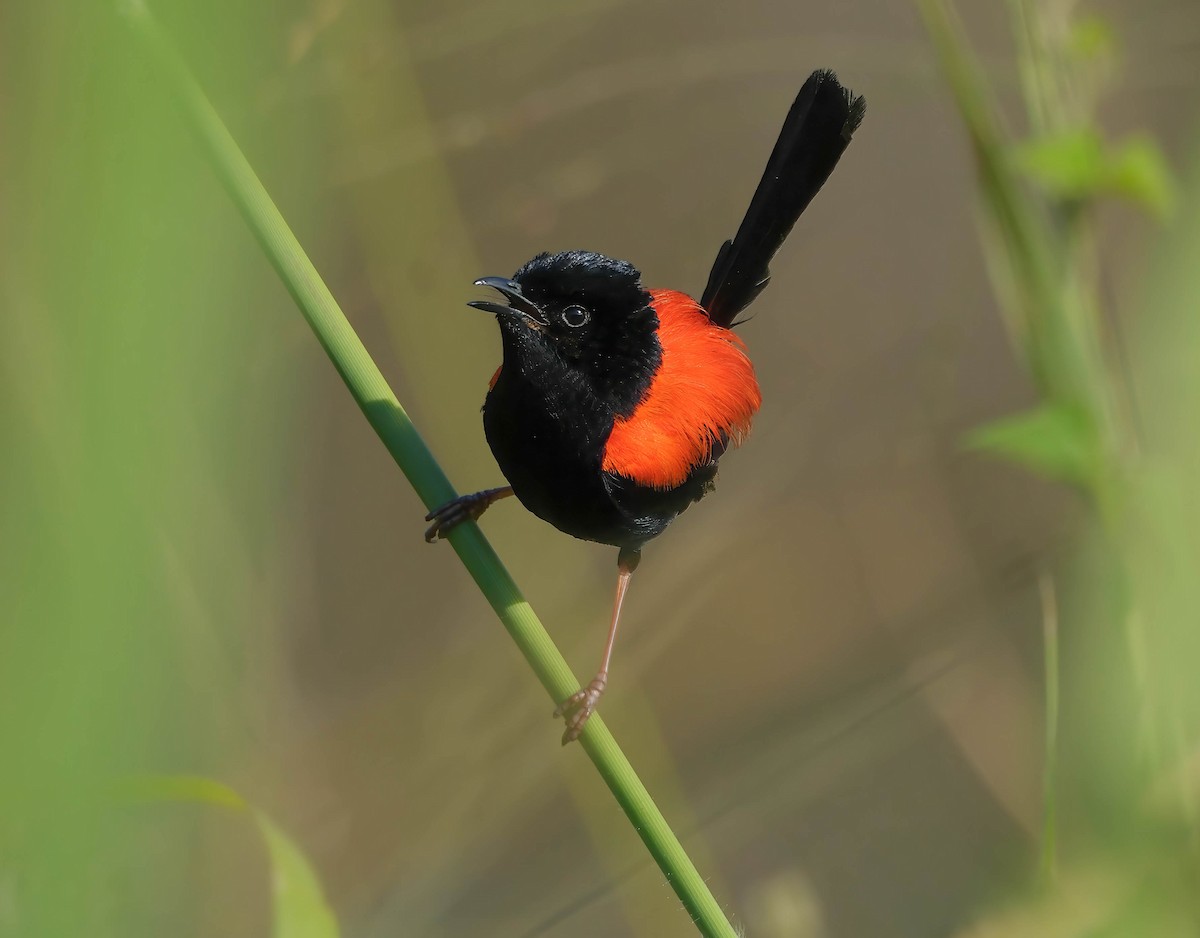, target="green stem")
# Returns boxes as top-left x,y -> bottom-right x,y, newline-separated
916,0 -> 1087,411
121,3 -> 736,935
